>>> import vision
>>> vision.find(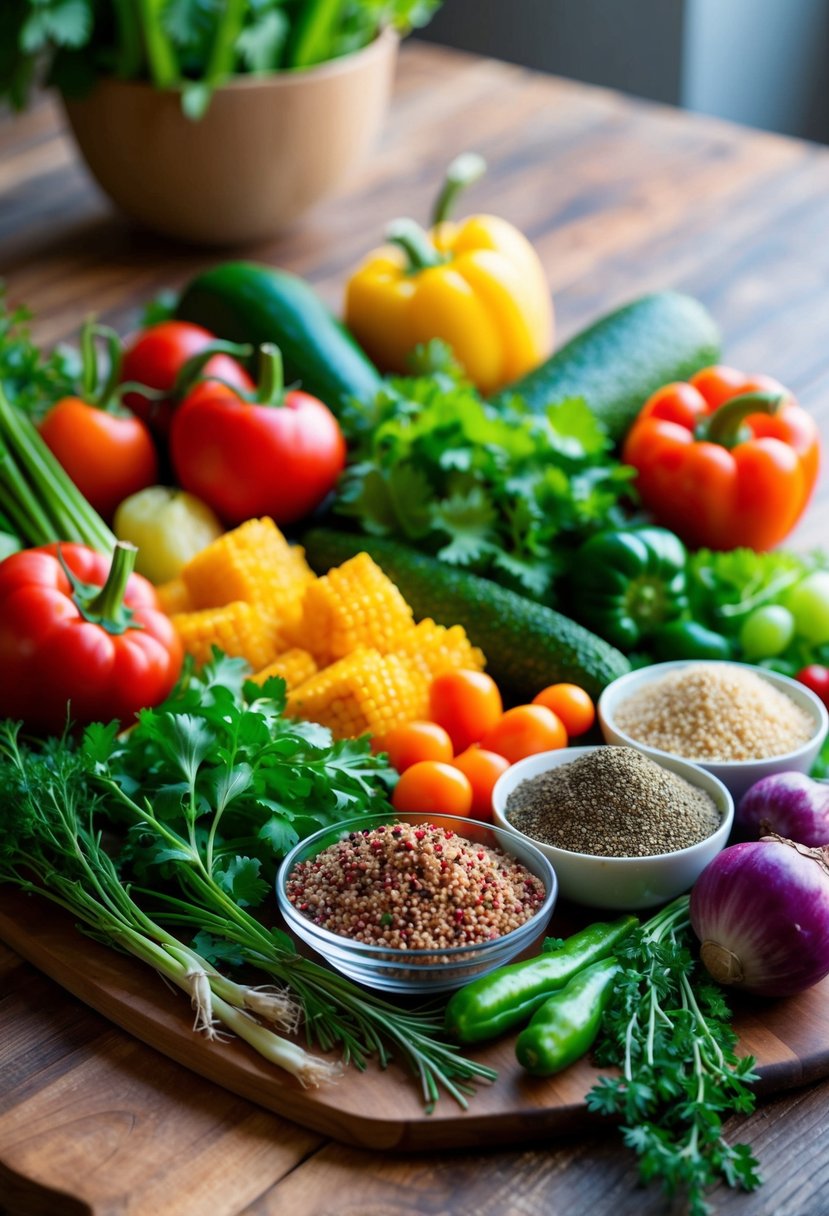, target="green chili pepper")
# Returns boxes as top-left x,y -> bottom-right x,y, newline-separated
444,914 -> 637,1044
651,617 -> 734,662
570,526 -> 688,649
515,955 -> 620,1077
